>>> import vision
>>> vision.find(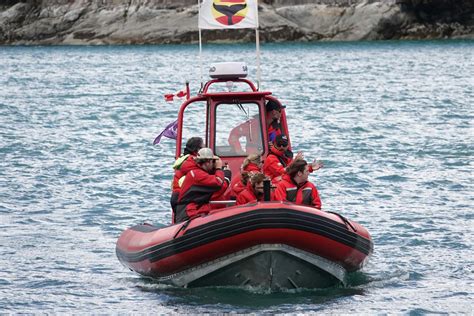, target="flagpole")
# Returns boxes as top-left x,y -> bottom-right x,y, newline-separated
255,28 -> 261,91
199,28 -> 203,89
198,0 -> 203,89
255,0 -> 261,90
198,0 -> 260,89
